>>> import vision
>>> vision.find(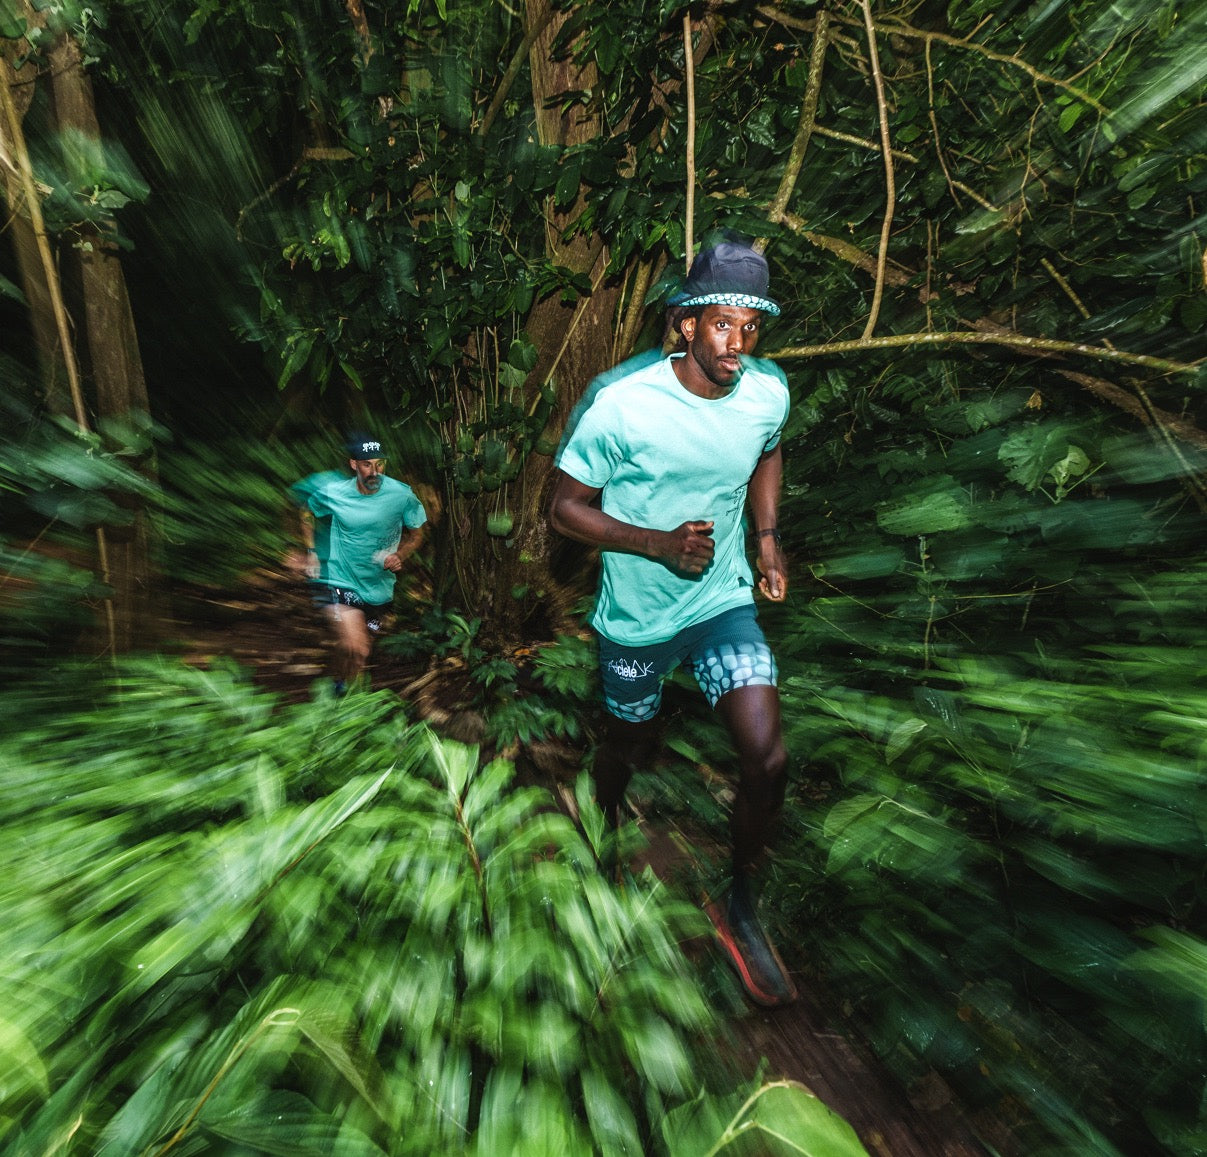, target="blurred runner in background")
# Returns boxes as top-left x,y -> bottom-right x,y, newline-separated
289,433 -> 427,693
